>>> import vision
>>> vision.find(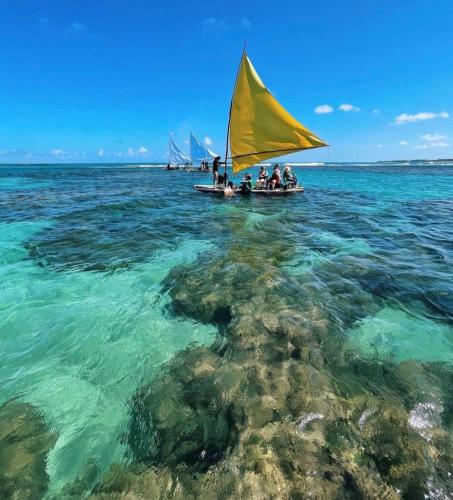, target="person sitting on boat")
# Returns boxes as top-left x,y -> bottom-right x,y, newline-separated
267,164 -> 282,190
217,172 -> 228,187
224,181 -> 235,197
283,165 -> 297,188
240,173 -> 253,193
256,166 -> 268,188
213,156 -> 226,187
259,166 -> 269,179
